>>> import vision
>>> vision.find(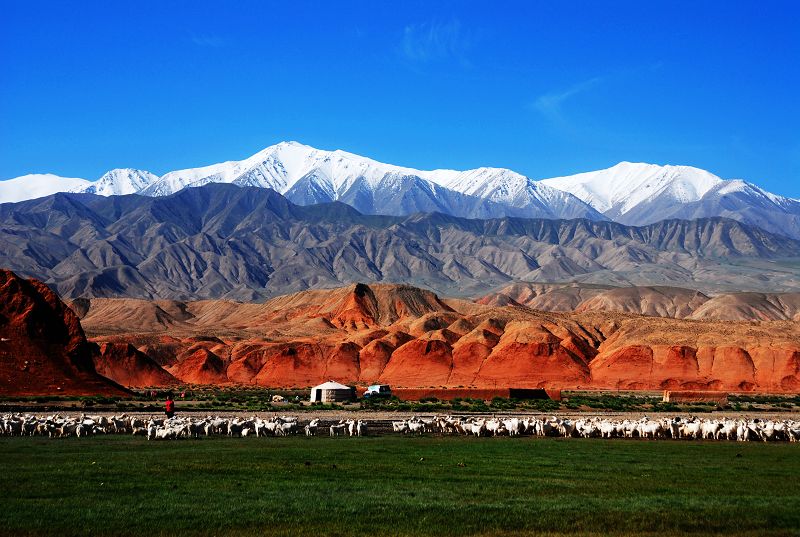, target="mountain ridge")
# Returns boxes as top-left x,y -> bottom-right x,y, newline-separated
4,141 -> 798,238
541,161 -> 800,238
2,184 -> 800,301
